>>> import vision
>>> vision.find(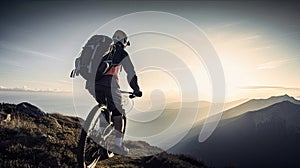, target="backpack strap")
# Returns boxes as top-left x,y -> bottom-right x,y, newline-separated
102,44 -> 119,75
